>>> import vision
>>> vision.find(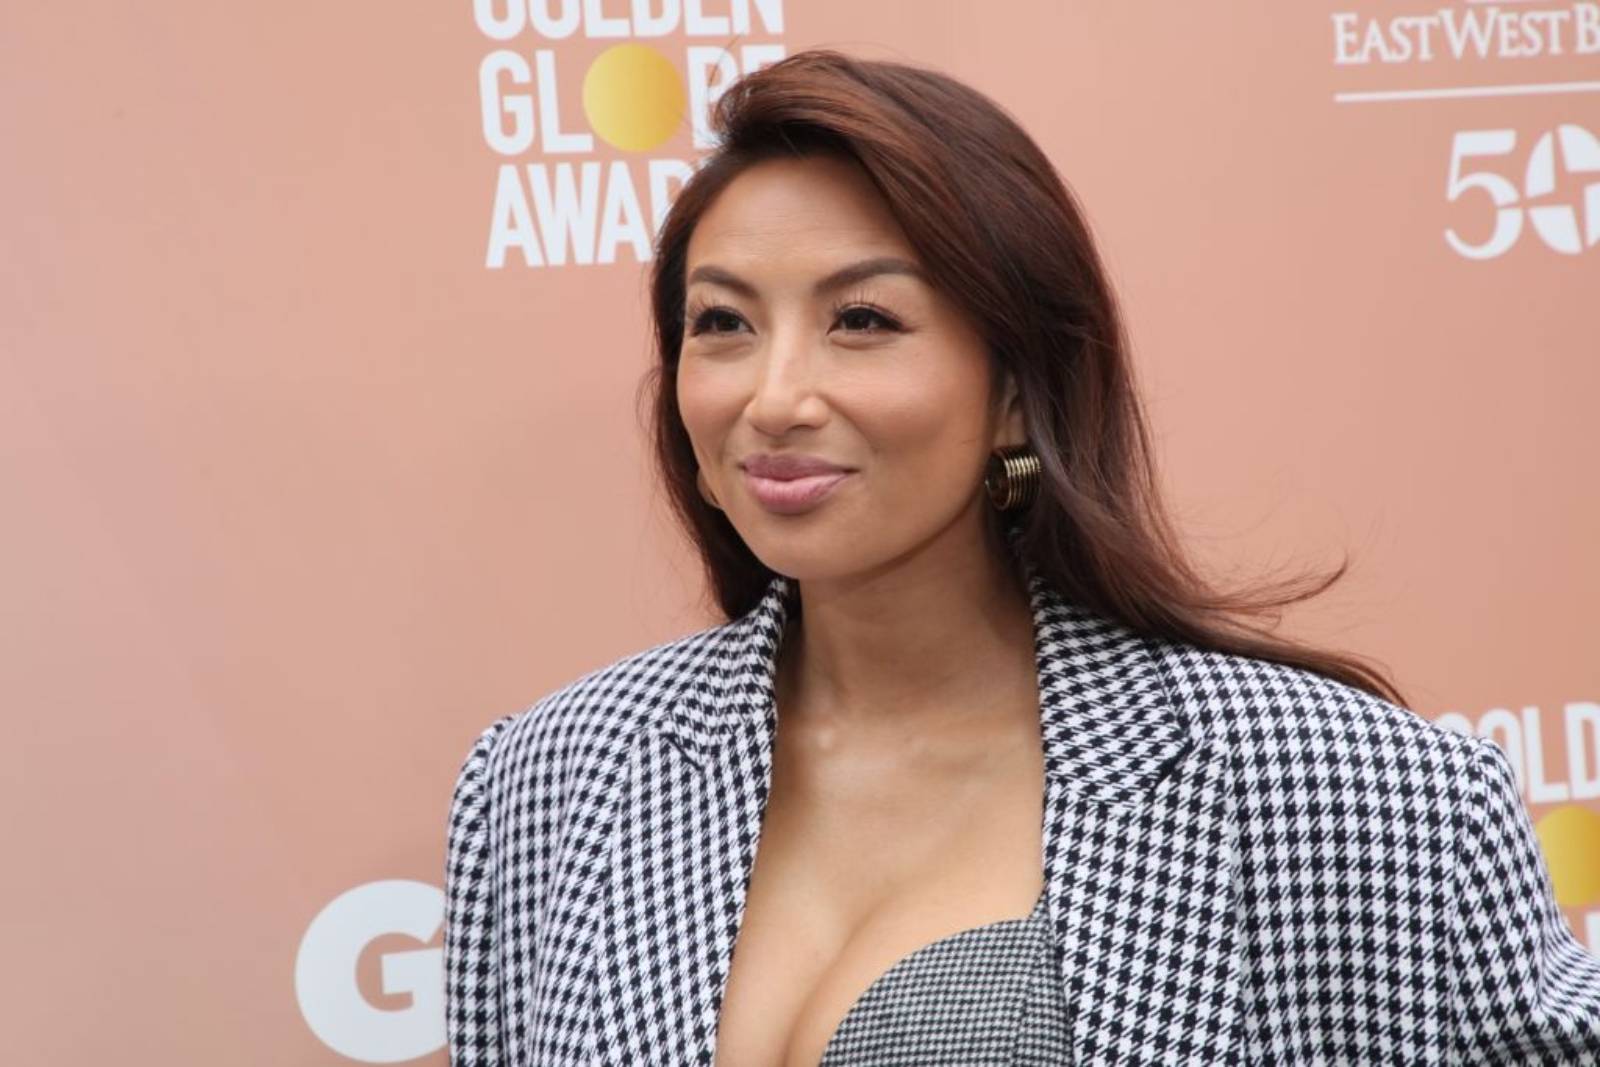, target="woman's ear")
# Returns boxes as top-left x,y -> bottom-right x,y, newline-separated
992,368 -> 1027,450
